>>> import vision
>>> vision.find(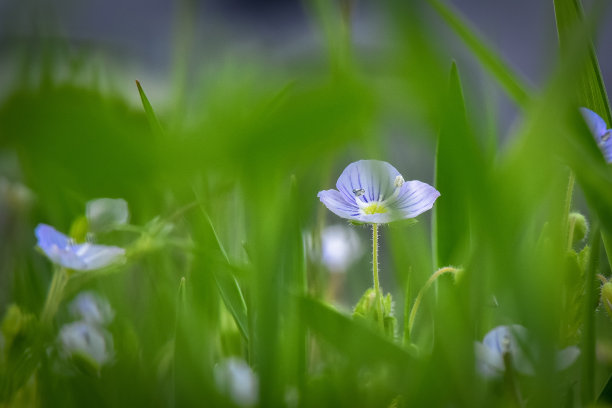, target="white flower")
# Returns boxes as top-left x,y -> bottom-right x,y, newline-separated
474,325 -> 580,379
320,225 -> 362,273
59,321 -> 113,368
214,358 -> 258,407
86,198 -> 129,233
69,292 -> 114,326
